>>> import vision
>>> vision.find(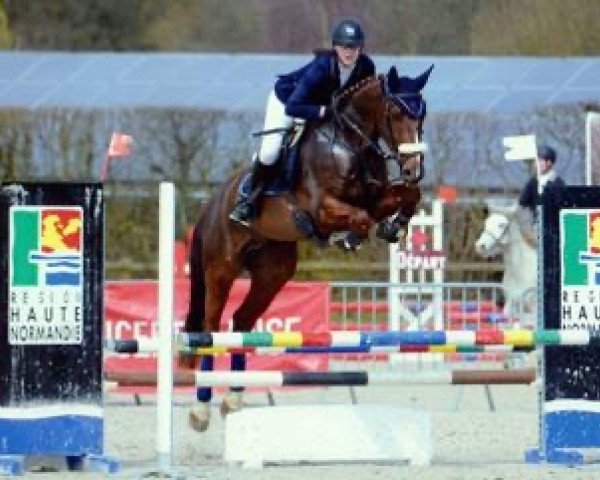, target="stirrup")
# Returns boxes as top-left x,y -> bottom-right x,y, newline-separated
229,202 -> 253,227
